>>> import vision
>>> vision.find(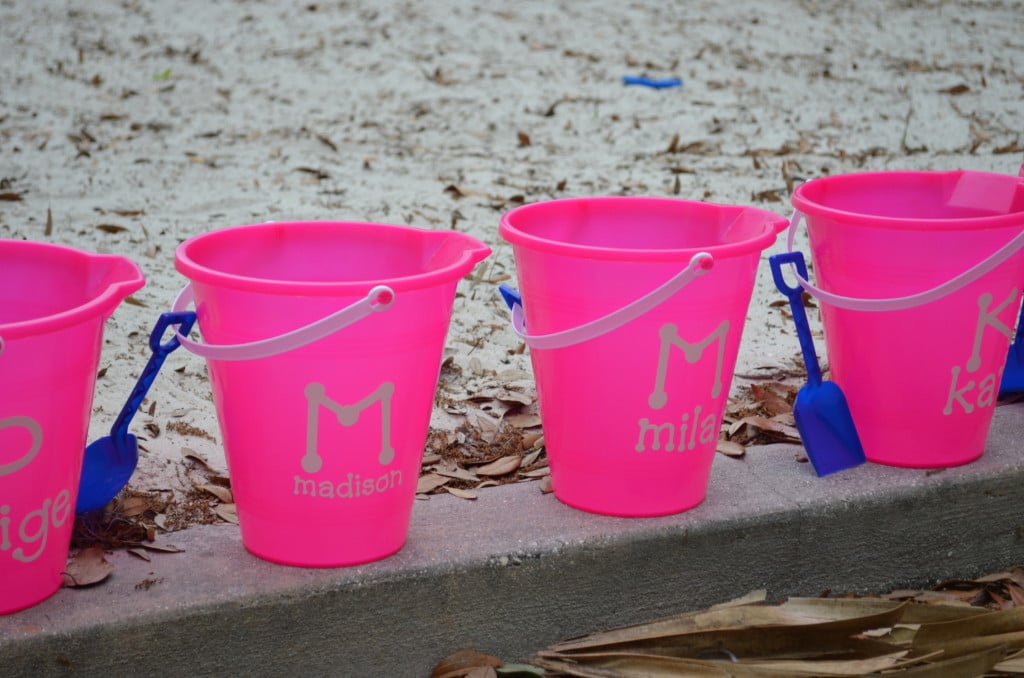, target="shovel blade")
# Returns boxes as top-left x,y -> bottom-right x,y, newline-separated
999,349 -> 1024,398
794,382 -> 866,477
75,435 -> 139,513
